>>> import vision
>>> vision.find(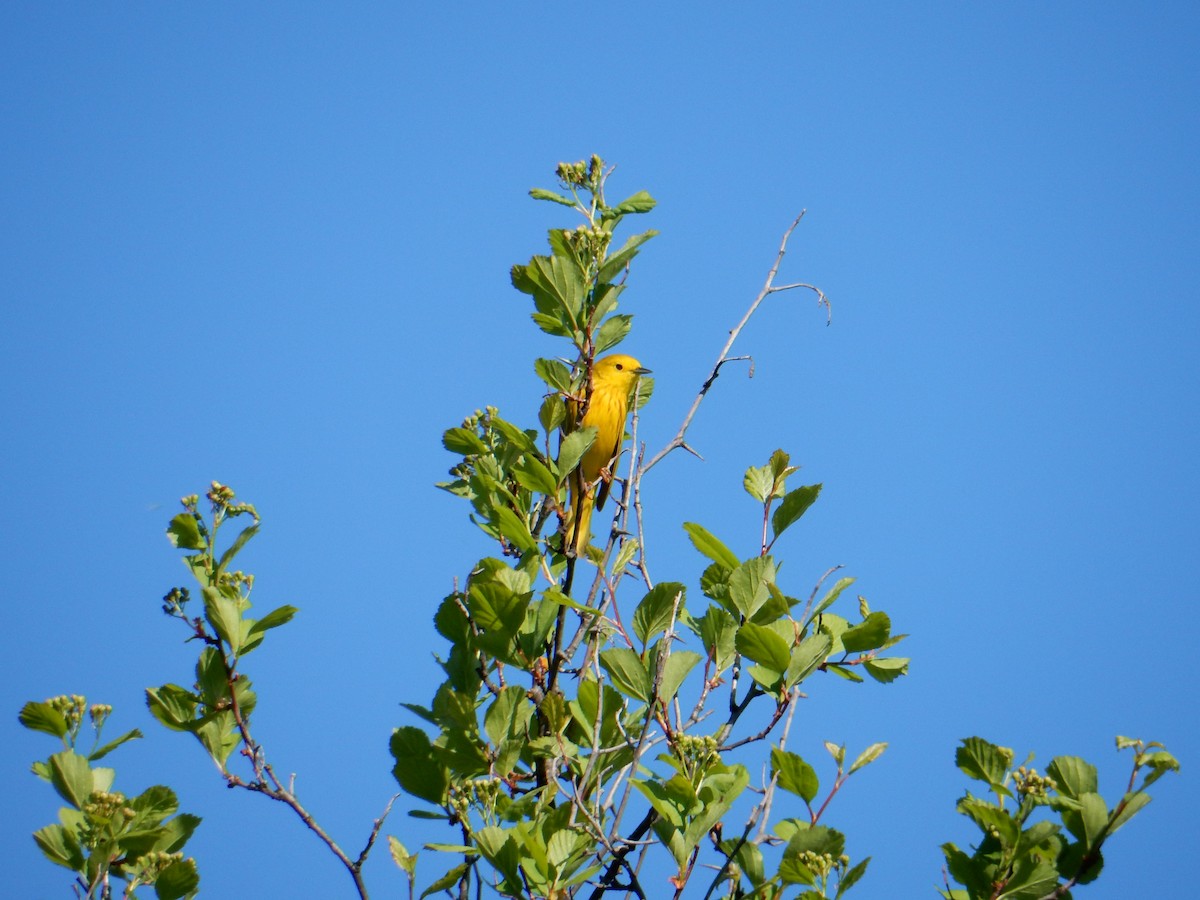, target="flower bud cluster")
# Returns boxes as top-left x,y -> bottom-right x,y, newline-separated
674,733 -> 721,771
794,849 -> 837,877
48,694 -> 88,733
1014,765 -> 1057,798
